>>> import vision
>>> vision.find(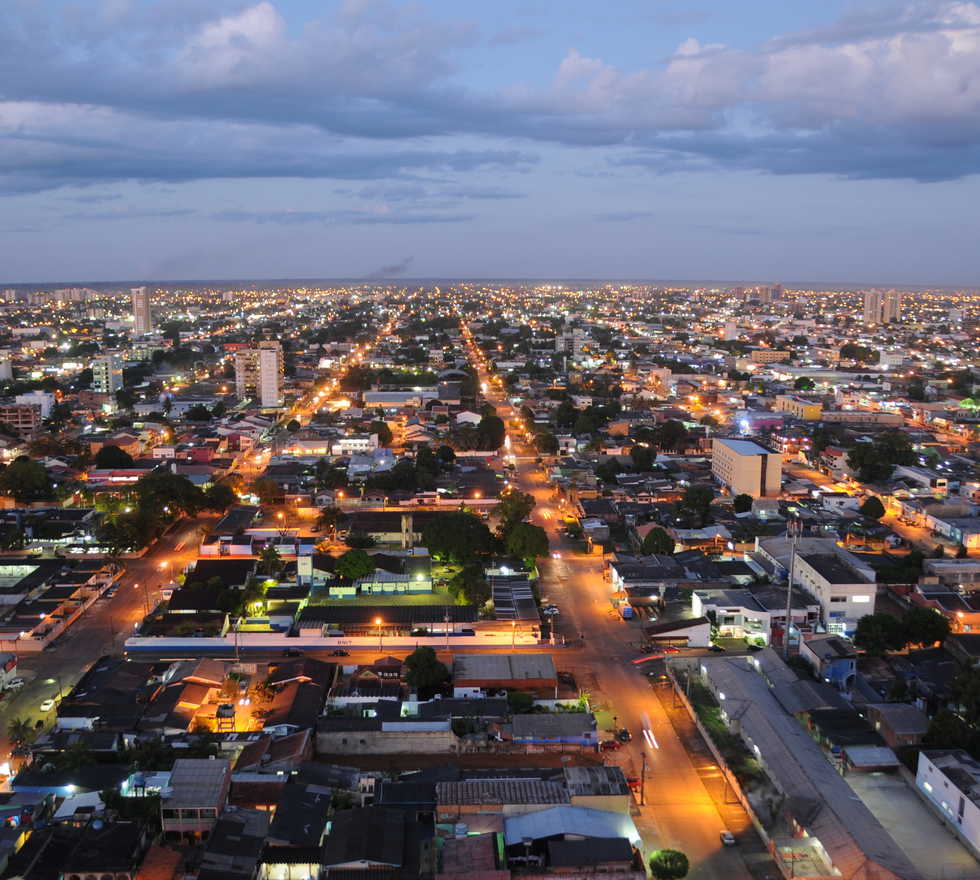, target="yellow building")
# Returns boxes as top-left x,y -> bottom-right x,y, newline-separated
774,395 -> 823,420
712,437 -> 783,498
